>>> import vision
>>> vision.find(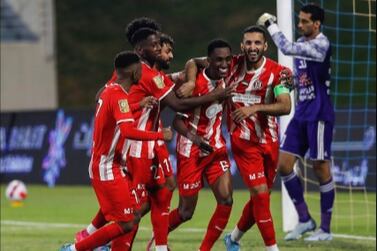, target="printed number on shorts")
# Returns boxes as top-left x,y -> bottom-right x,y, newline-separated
220,160 -> 229,171
131,189 -> 140,204
151,165 -> 160,180
160,158 -> 170,172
